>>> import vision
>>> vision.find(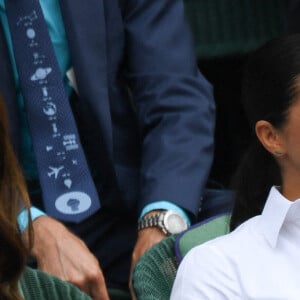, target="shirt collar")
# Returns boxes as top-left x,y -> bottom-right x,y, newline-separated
260,186 -> 300,248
